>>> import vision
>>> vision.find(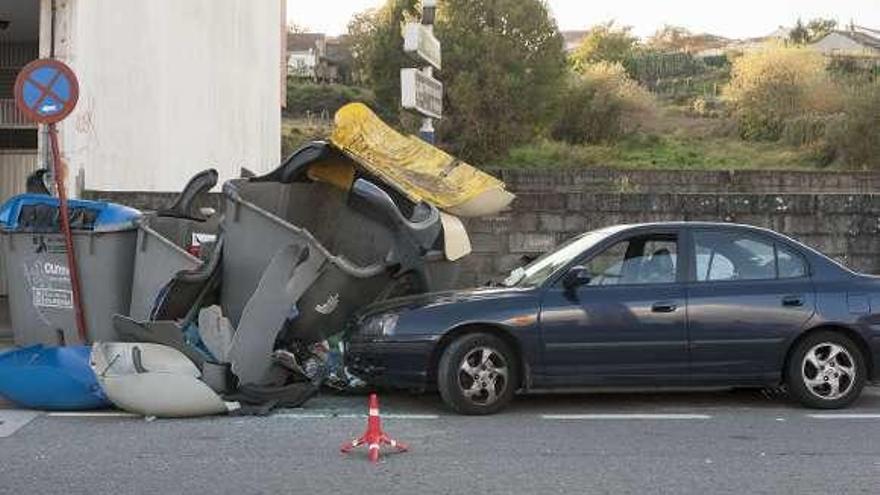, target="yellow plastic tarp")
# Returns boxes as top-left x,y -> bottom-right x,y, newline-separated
329,103 -> 514,218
